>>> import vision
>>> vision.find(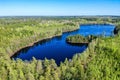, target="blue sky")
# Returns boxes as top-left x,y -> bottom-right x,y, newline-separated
0,0 -> 120,16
